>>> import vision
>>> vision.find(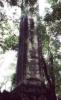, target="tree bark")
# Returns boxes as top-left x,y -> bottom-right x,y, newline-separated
16,16 -> 28,85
